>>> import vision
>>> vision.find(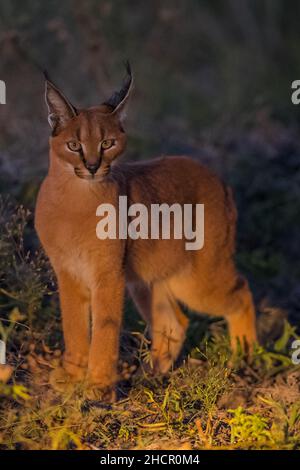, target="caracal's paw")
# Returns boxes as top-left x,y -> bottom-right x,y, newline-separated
151,351 -> 175,375
63,360 -> 87,382
63,353 -> 88,380
151,329 -> 187,375
85,371 -> 117,402
230,336 -> 258,361
84,383 -> 116,403
49,366 -> 85,393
